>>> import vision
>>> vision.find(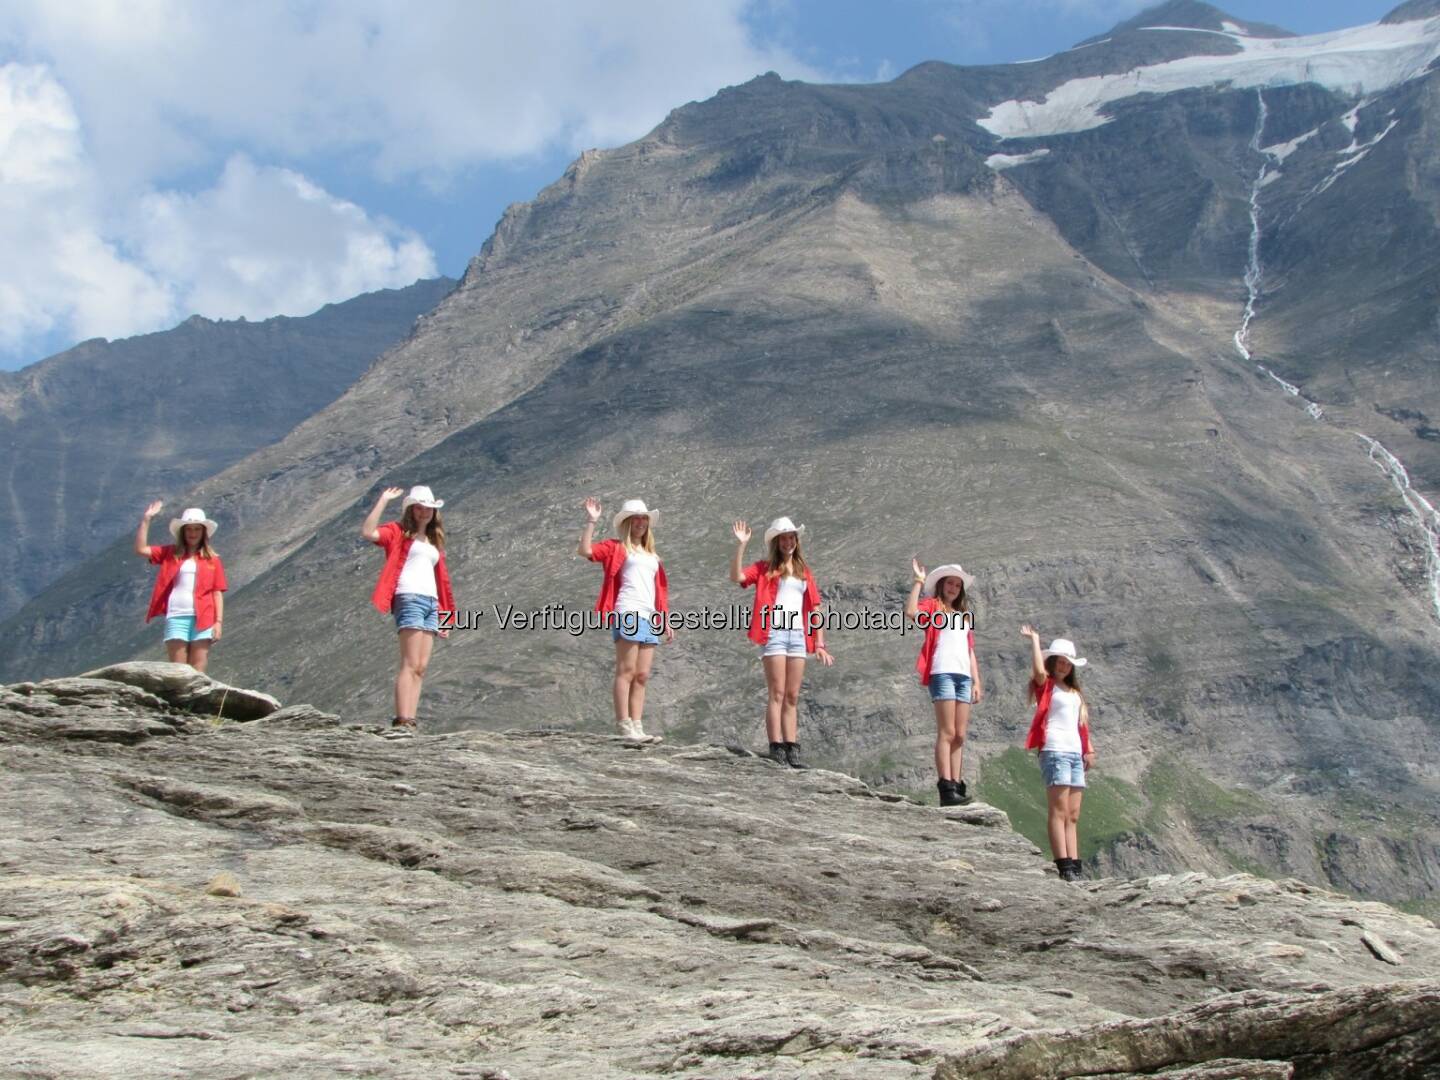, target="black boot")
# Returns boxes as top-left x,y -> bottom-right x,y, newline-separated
1067,857 -> 1084,881
938,779 -> 961,806
784,741 -> 808,769
953,779 -> 975,806
1055,858 -> 1071,879
766,741 -> 787,764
